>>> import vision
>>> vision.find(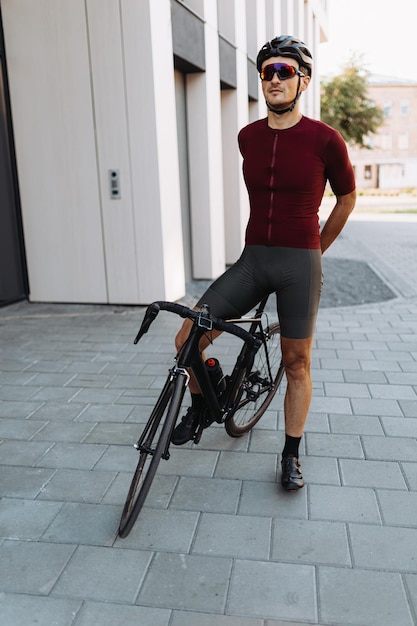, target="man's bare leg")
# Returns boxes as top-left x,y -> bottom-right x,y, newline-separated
280,335 -> 314,490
